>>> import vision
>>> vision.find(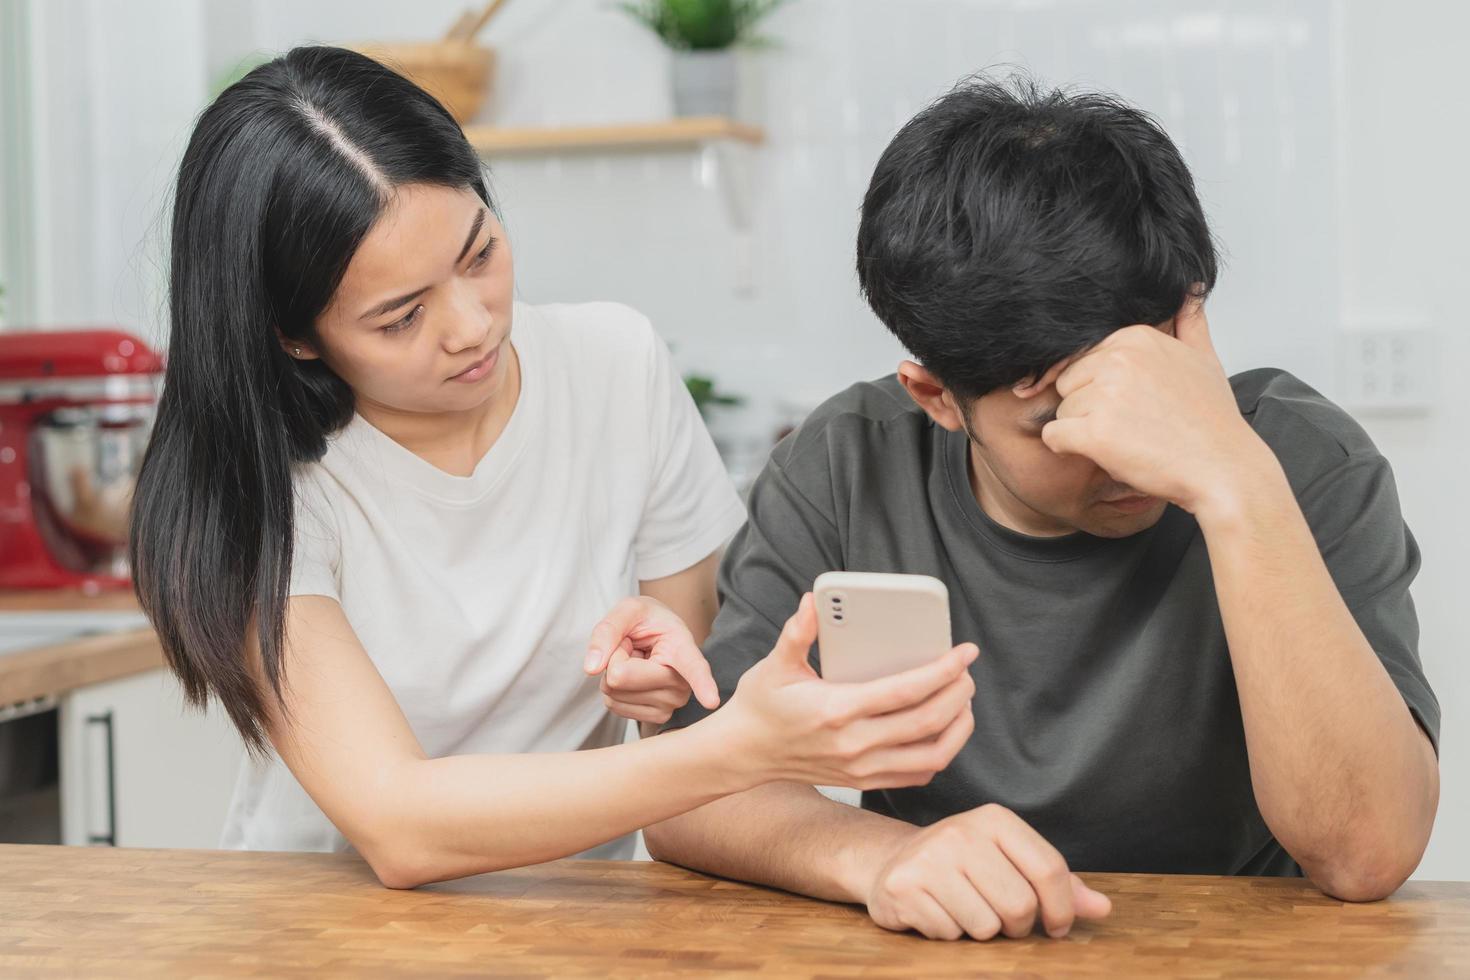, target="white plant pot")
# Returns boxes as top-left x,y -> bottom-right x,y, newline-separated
671,49 -> 738,118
